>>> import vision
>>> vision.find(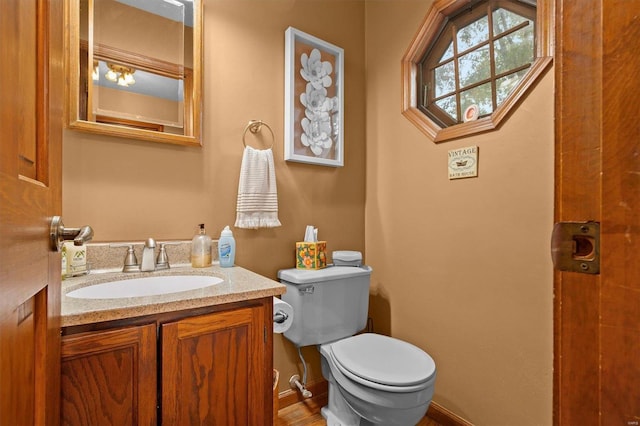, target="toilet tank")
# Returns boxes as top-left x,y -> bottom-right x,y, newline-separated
278,265 -> 372,347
